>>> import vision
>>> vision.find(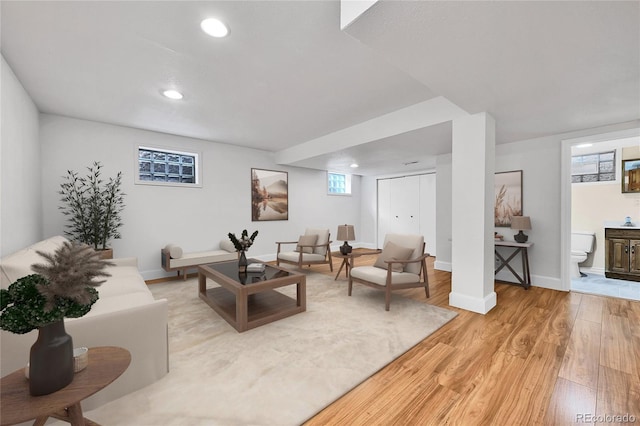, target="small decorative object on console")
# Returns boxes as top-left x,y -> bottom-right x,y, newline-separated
247,263 -> 266,273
